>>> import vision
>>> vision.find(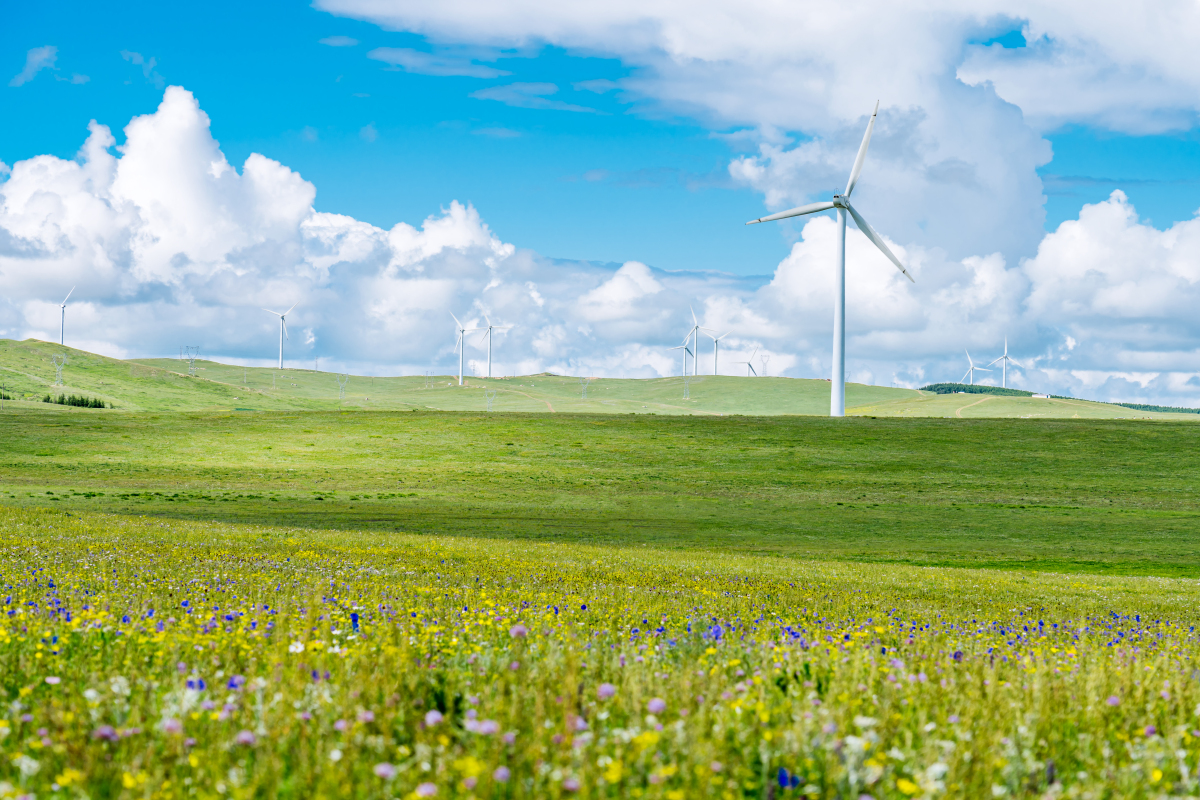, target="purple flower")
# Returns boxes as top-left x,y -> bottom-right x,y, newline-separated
374,763 -> 396,780
92,725 -> 118,742
948,714 -> 960,724
1107,696 -> 1121,707
509,661 -> 521,671
509,624 -> 528,638
334,719 -> 349,731
493,767 -> 511,782
424,710 -> 444,727
597,683 -> 616,700
358,710 -> 375,723
711,761 -> 723,773
647,698 -> 666,714
44,676 -> 60,685
415,783 -> 437,797
563,776 -> 581,792
227,675 -> 246,690
162,718 -> 183,735
235,730 -> 256,746
502,731 -> 516,744
1145,725 -> 1157,736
